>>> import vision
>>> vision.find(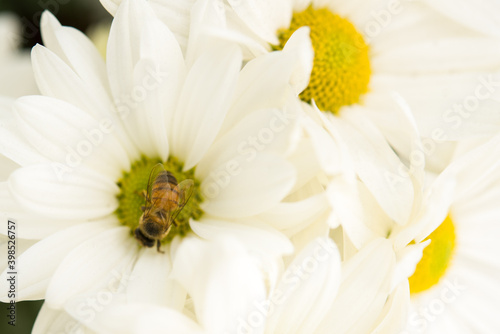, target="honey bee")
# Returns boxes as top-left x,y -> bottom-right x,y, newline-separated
135,163 -> 194,253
